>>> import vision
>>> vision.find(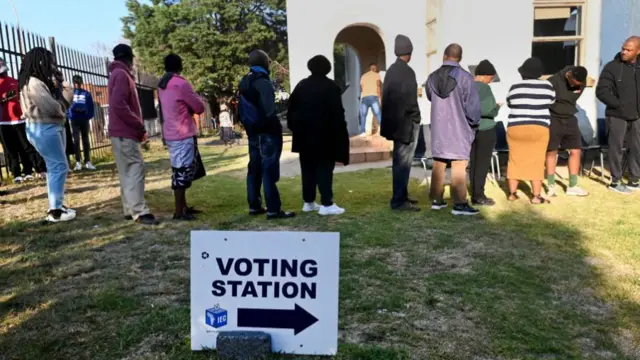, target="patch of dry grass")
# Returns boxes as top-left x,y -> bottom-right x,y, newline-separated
1,137 -> 639,360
